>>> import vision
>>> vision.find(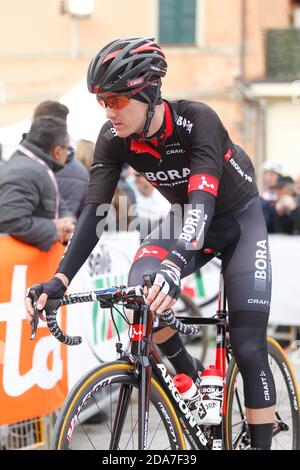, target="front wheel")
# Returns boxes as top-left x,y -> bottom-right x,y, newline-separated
52,361 -> 186,450
225,337 -> 300,450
